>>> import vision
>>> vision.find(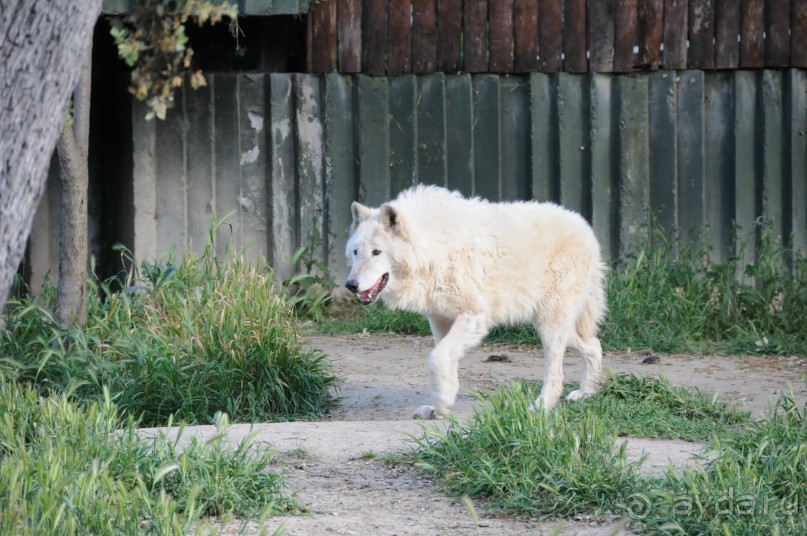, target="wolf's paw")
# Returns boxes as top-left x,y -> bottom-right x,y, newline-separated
566,389 -> 594,402
413,405 -> 442,420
